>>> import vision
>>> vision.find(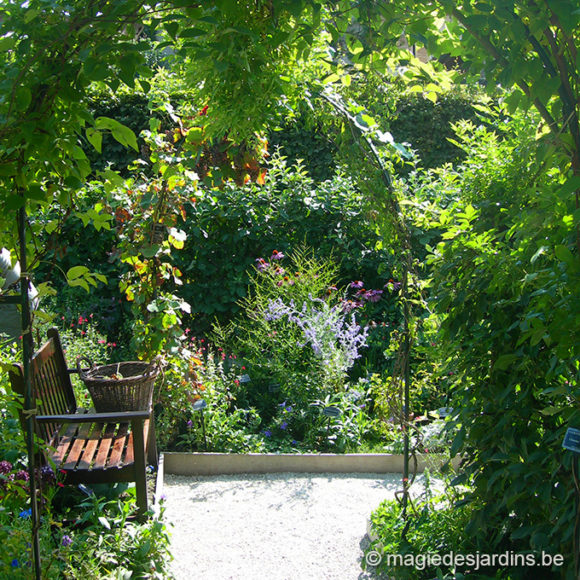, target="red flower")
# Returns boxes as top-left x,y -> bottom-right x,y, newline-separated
199,105 -> 209,116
